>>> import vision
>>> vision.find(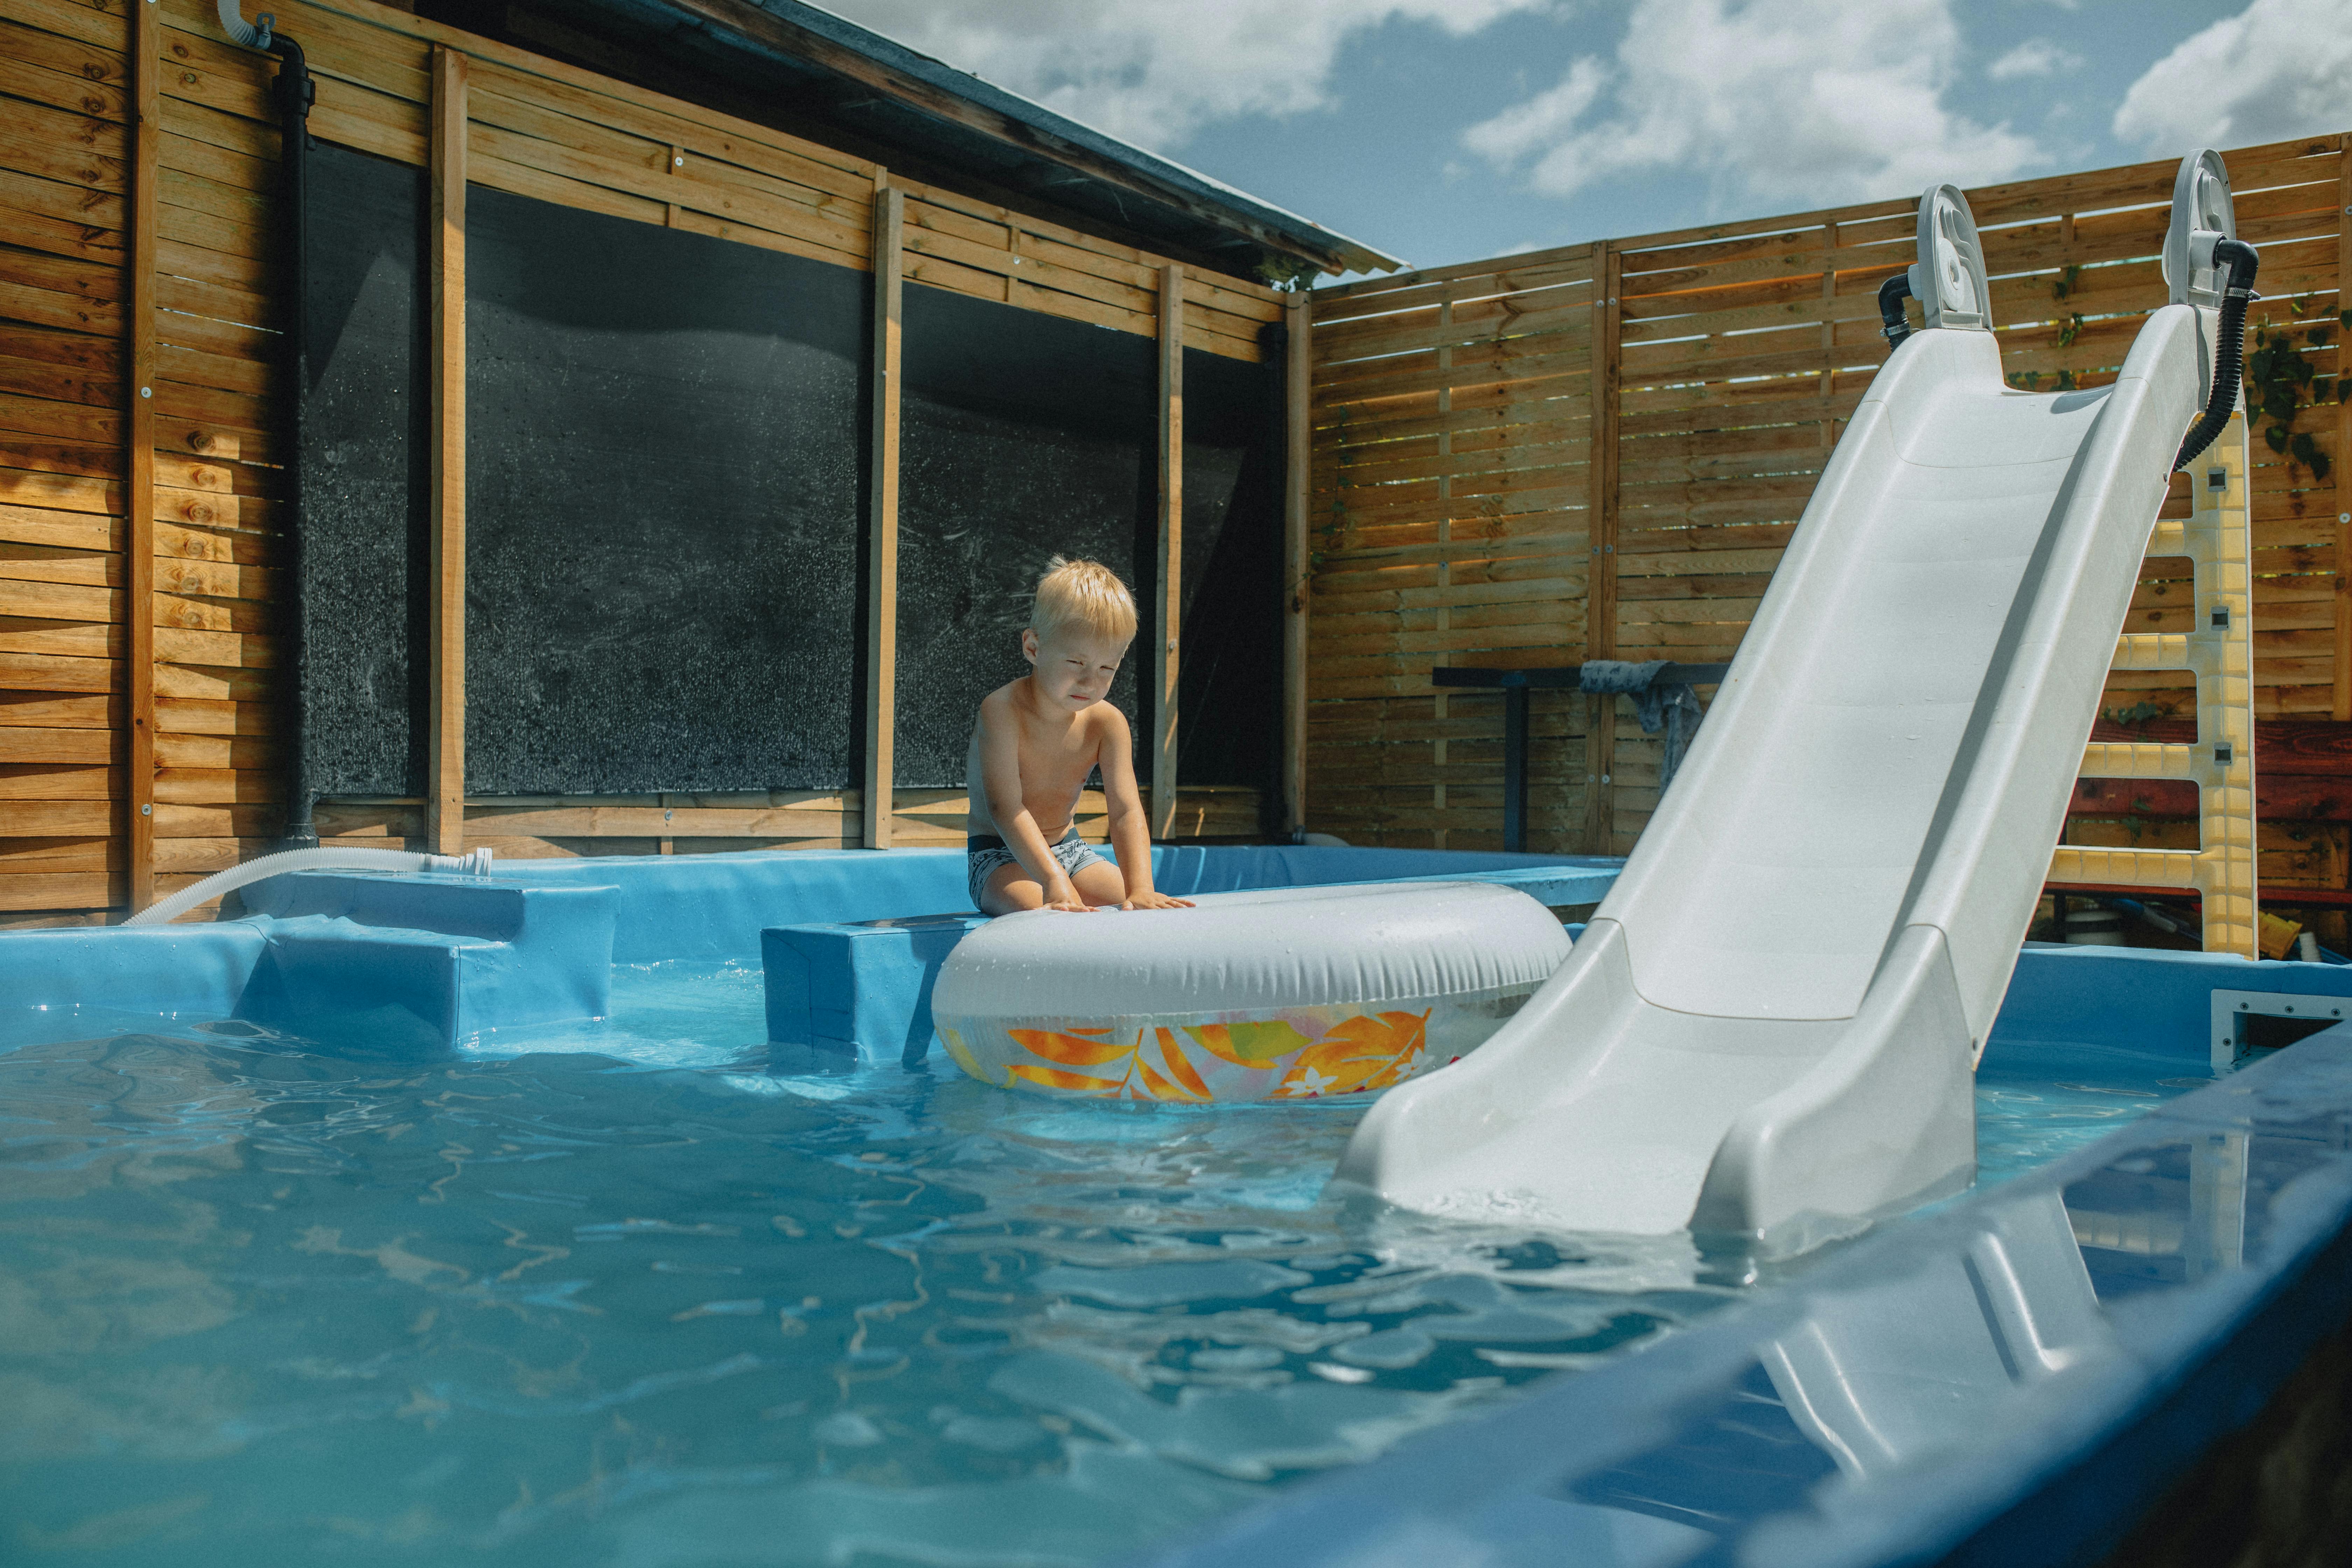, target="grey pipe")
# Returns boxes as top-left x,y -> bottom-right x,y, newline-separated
215,0 -> 271,49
